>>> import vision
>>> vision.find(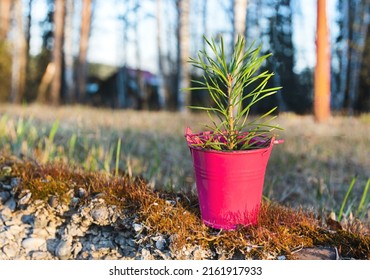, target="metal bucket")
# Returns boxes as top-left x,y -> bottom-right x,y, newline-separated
188,137 -> 276,230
